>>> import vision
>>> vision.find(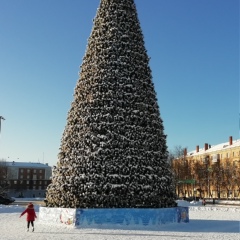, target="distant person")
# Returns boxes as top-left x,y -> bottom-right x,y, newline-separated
19,202 -> 37,232
202,198 -> 206,206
